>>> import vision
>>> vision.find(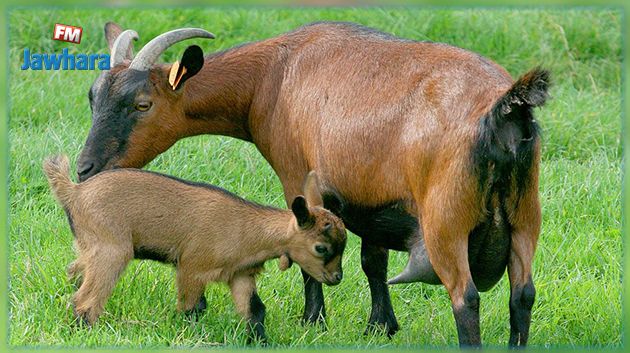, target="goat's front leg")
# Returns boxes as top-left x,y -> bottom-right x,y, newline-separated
301,270 -> 326,325
361,242 -> 399,337
229,274 -> 266,344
